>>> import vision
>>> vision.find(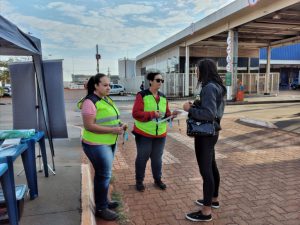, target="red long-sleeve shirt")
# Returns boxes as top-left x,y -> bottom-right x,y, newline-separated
132,93 -> 171,138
